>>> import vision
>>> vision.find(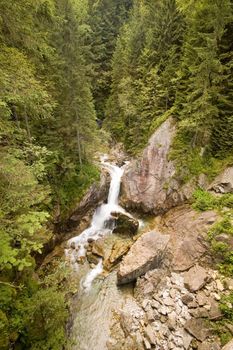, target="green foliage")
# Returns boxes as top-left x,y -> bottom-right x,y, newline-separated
56,162 -> 100,218
0,0 -> 105,349
220,292 -> 233,321
192,189 -> 233,211
207,215 -> 233,276
105,0 -> 185,154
